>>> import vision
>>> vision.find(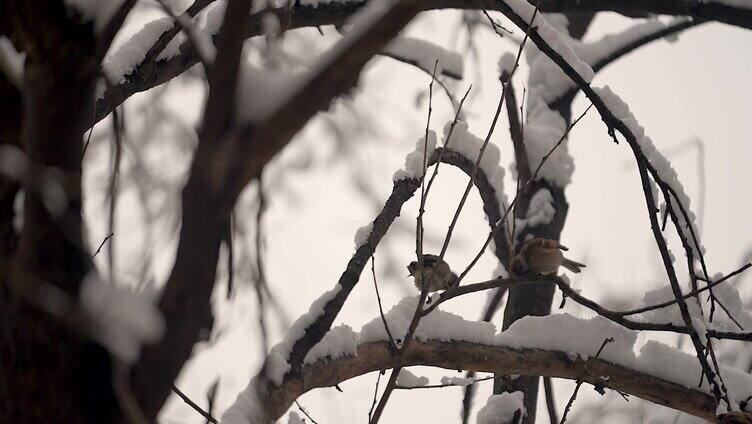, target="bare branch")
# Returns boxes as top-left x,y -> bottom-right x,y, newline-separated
171,385 -> 218,424
559,337 -> 614,424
